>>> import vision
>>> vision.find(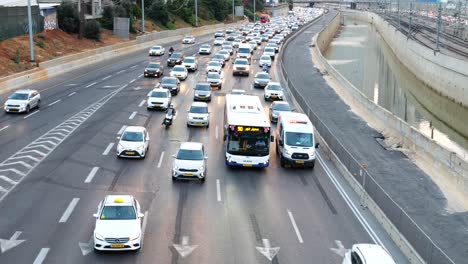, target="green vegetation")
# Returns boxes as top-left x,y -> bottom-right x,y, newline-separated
84,20 -> 102,41
11,49 -> 20,64
57,1 -> 79,33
